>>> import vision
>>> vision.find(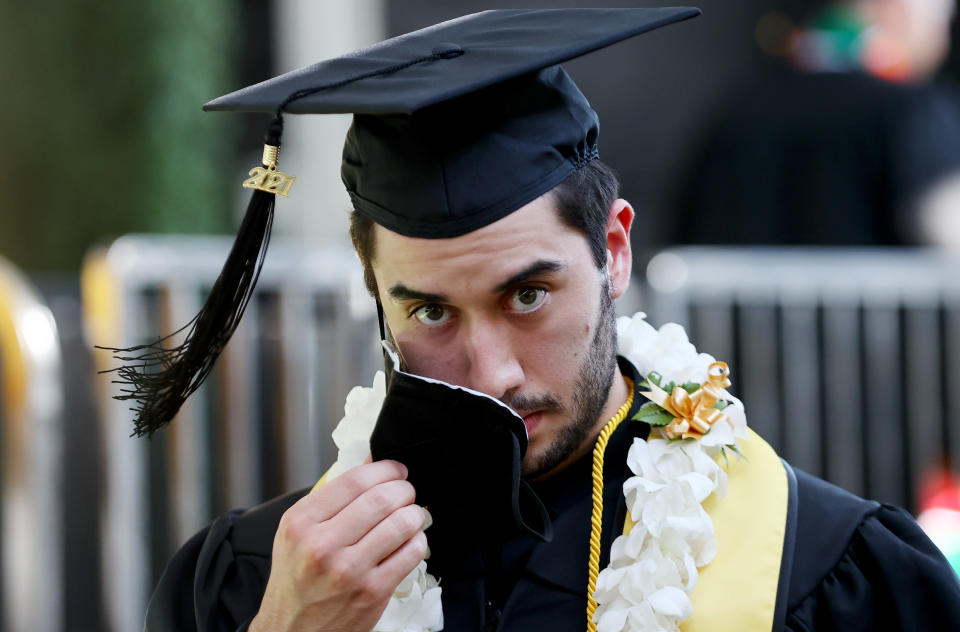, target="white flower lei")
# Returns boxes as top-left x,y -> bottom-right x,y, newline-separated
325,313 -> 748,632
